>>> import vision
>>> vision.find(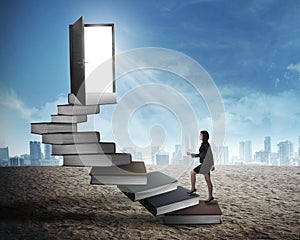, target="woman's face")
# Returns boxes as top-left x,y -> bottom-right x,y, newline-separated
200,133 -> 203,141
